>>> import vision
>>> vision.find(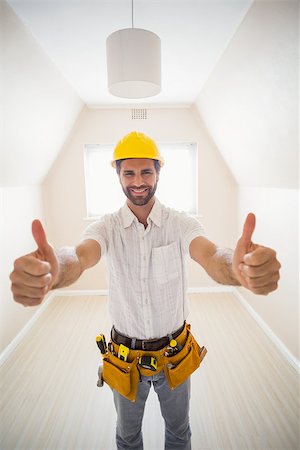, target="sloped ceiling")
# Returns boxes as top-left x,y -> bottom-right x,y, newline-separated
195,0 -> 298,189
2,0 -> 298,189
1,1 -> 83,186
